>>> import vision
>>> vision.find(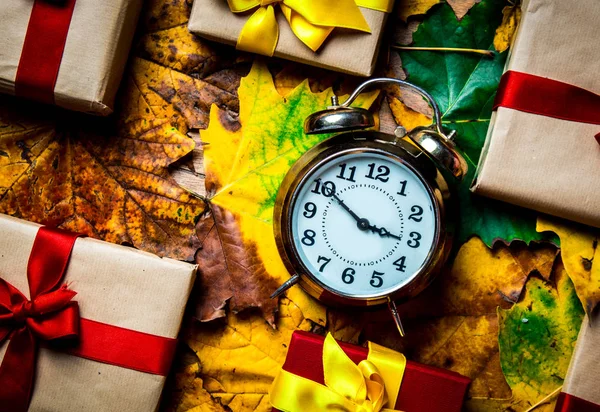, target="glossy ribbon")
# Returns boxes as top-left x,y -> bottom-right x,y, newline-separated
269,333 -> 406,412
494,70 -> 600,143
15,0 -> 77,104
0,226 -> 178,412
228,0 -> 394,56
555,392 -> 600,412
